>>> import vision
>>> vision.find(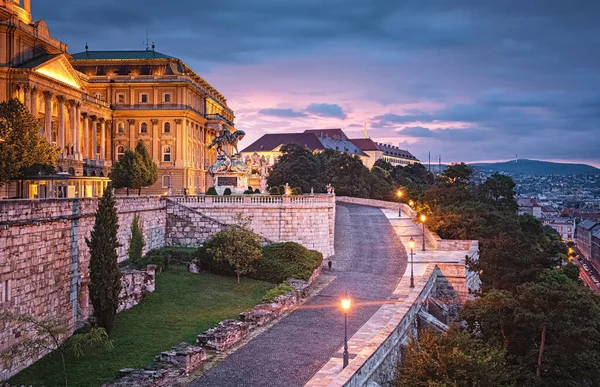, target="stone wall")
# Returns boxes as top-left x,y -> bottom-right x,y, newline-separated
0,196 -> 165,381
165,195 -> 336,258
118,265 -> 157,313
